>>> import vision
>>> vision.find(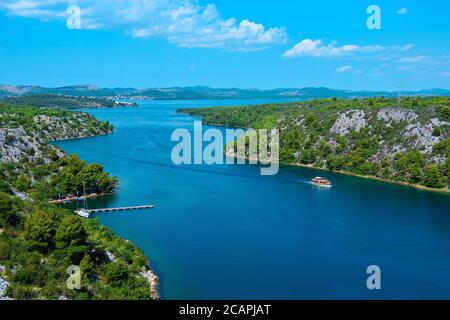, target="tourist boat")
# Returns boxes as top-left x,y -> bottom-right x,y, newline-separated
310,177 -> 333,188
